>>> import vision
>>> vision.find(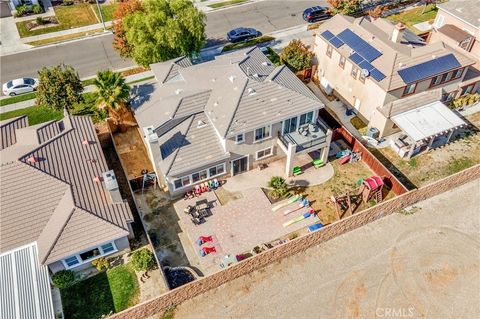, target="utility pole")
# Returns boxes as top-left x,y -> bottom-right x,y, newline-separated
95,0 -> 107,32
